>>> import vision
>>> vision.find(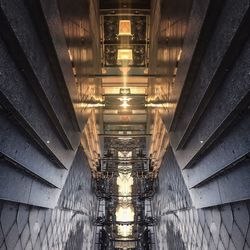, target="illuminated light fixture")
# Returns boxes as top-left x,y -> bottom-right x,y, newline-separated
120,88 -> 131,95
177,49 -> 182,62
118,20 -> 132,36
120,101 -> 130,108
119,97 -> 131,102
117,49 -> 133,61
75,102 -> 105,108
116,206 -> 134,222
119,97 -> 131,108
68,49 -> 73,61
145,101 -> 172,108
118,137 -> 132,140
